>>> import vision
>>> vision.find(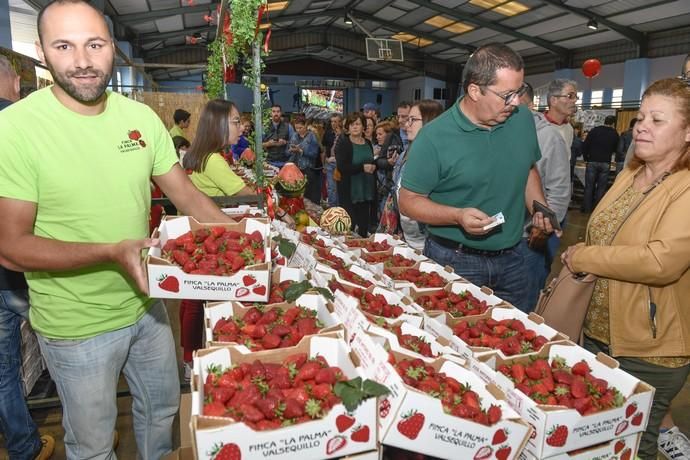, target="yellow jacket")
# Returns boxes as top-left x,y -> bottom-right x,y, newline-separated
571,166 -> 690,357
